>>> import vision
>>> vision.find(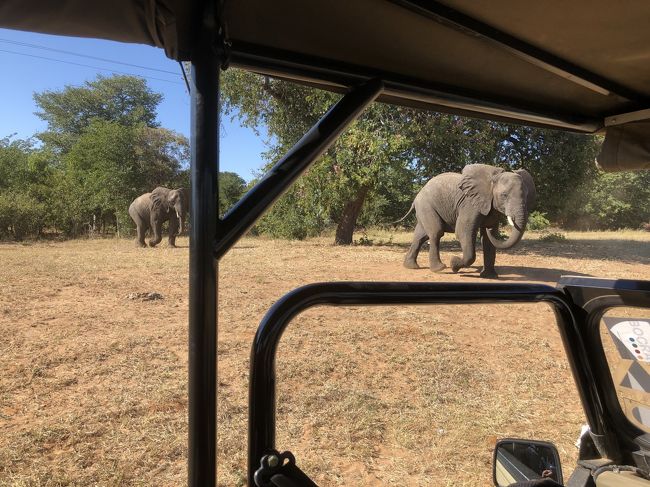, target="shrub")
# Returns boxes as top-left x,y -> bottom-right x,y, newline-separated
527,211 -> 551,231
354,233 -> 374,246
255,185 -> 328,240
539,231 -> 567,242
0,191 -> 46,240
